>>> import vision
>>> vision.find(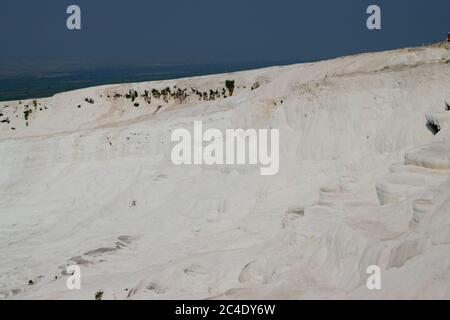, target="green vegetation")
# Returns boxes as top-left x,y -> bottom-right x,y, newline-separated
225,80 -> 235,96
95,291 -> 103,300
126,90 -> 139,102
251,81 -> 260,90
24,109 -> 33,121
